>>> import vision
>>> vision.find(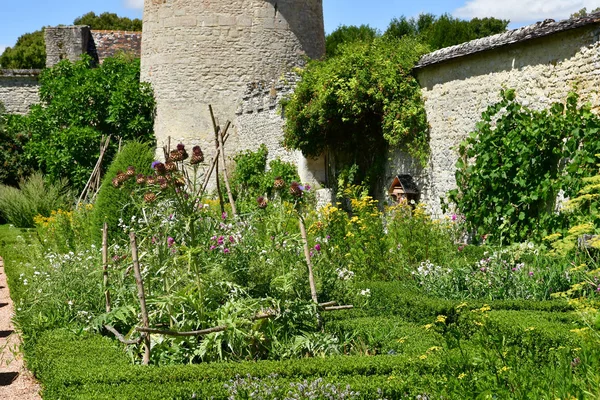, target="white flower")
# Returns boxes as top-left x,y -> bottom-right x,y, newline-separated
359,288 -> 371,296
